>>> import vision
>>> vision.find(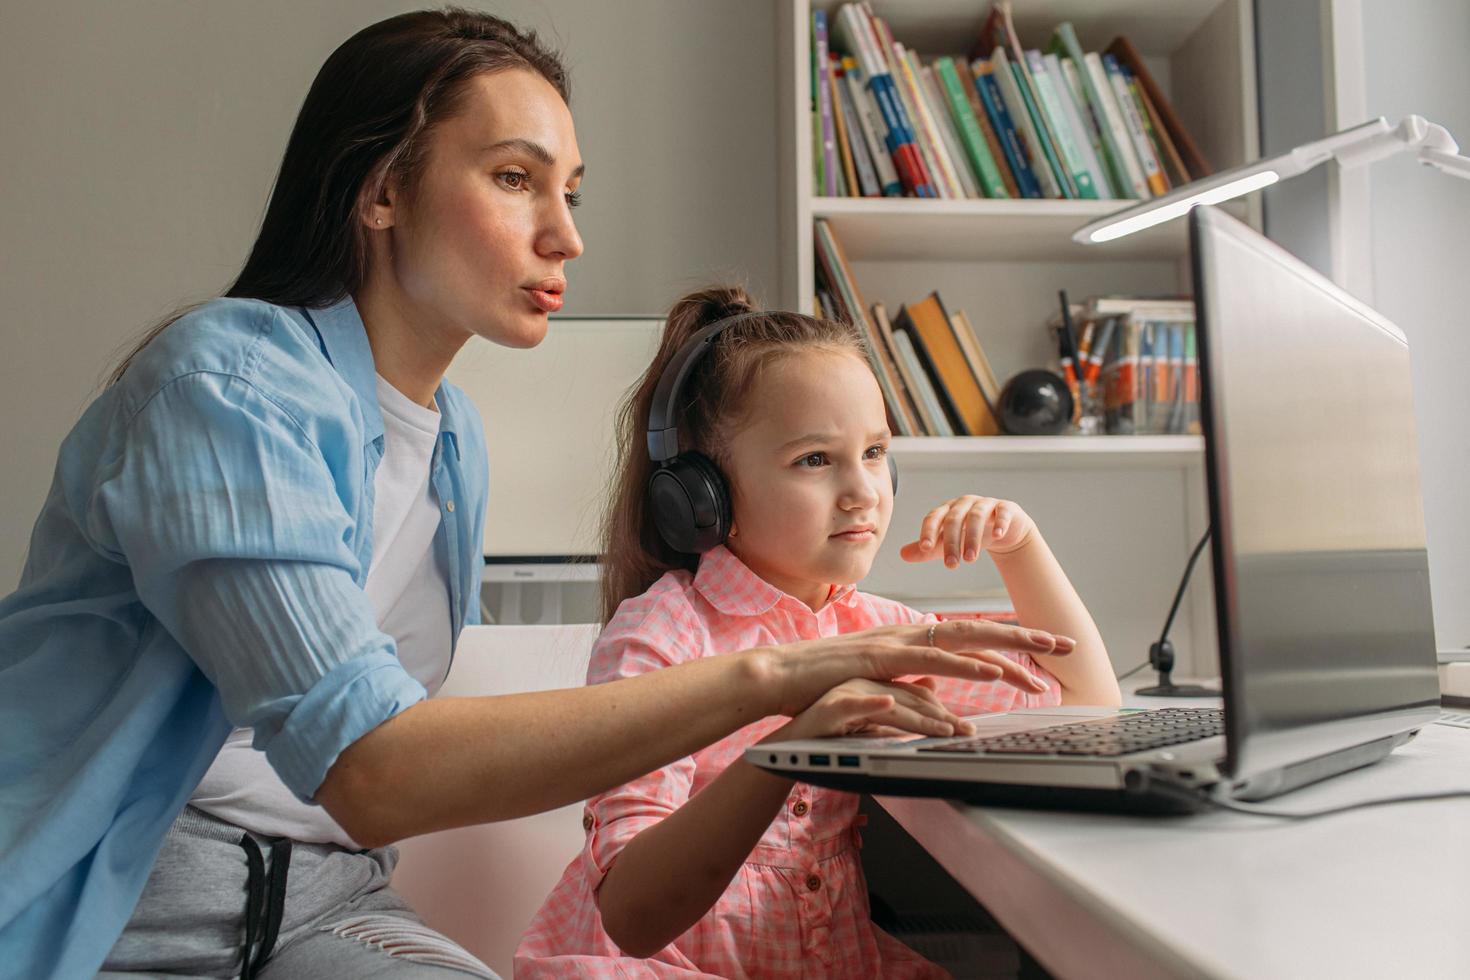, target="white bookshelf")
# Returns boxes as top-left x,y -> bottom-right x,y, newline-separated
777,0 -> 1263,677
